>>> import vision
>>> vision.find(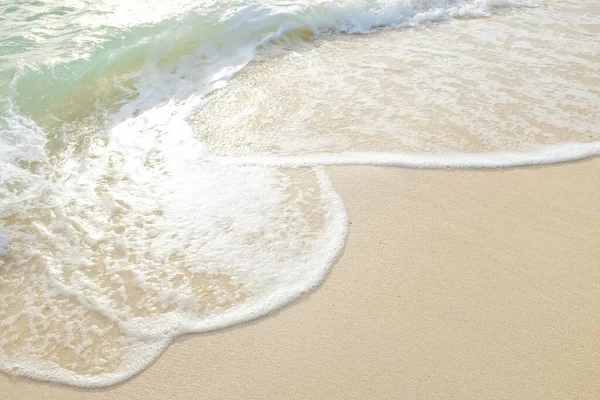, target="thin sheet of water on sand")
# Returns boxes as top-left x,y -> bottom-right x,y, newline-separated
192,3 -> 600,156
